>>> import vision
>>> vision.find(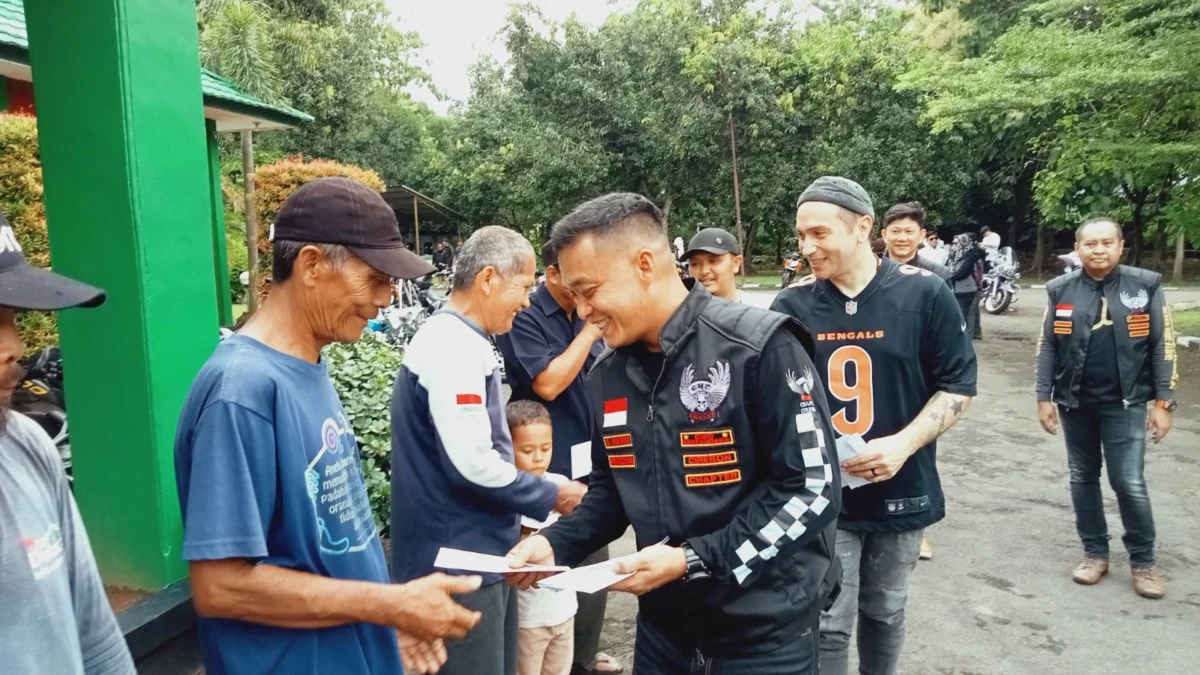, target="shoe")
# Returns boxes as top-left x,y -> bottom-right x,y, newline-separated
1071,557 -> 1109,585
919,536 -> 932,561
1132,566 -> 1165,599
